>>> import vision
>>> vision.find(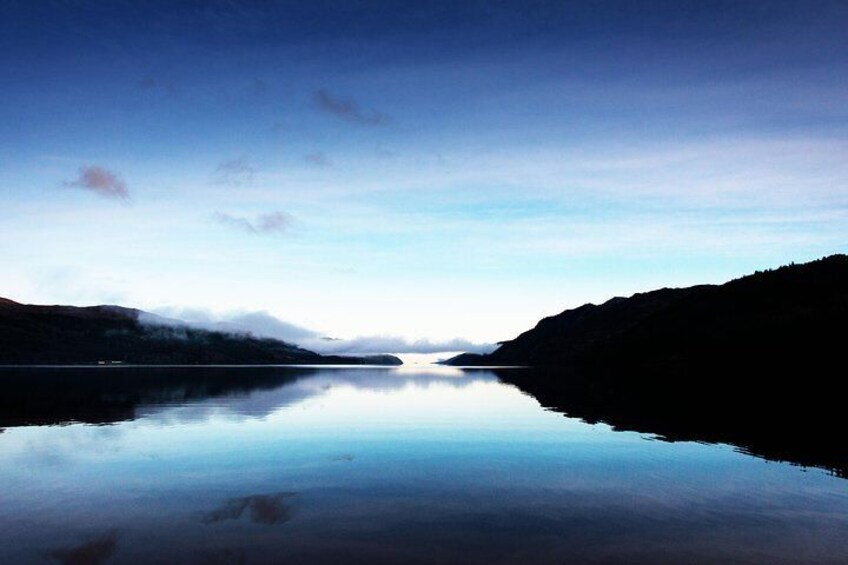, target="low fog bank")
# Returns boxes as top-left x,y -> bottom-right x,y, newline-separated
143,308 -> 496,356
